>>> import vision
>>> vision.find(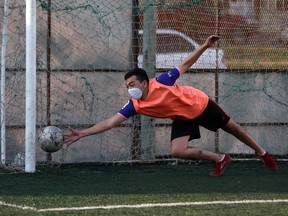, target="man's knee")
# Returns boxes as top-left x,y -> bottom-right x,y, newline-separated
170,144 -> 198,159
170,136 -> 191,158
170,145 -> 183,158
